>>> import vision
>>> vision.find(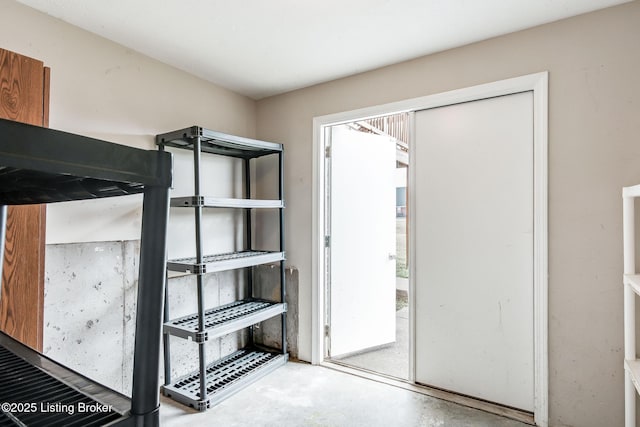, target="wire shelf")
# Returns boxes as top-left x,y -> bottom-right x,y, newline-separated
164,299 -> 286,342
162,348 -> 287,411
167,250 -> 285,274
